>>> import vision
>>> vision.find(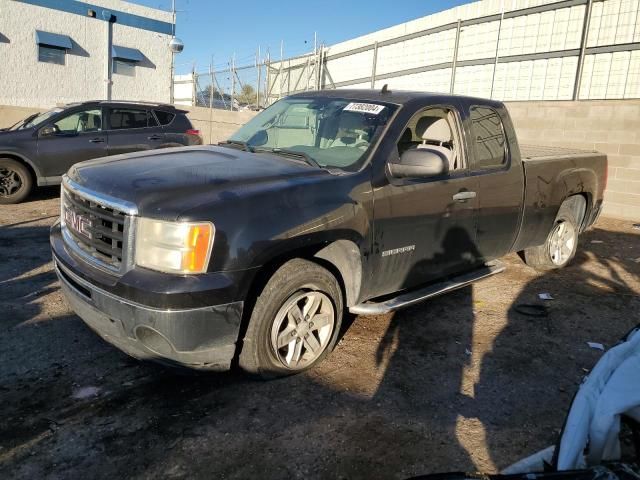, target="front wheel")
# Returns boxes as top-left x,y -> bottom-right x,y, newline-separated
523,196 -> 584,271
0,158 -> 33,204
239,259 -> 343,378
